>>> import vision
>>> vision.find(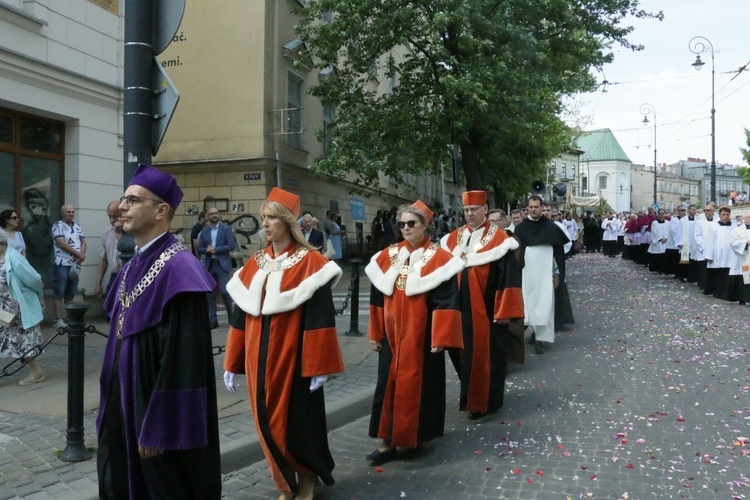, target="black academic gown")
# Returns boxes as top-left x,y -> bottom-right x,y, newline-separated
97,293 -> 221,499
97,234 -> 221,500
